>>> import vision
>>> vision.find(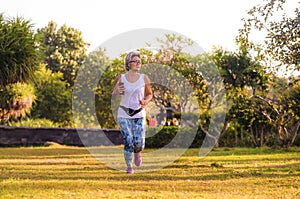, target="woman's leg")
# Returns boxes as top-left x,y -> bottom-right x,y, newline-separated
118,118 -> 134,168
132,117 -> 146,167
133,117 -> 146,153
